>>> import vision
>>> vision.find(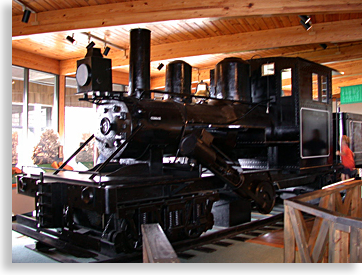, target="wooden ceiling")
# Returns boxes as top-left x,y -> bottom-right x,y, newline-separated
11,0 -> 362,96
